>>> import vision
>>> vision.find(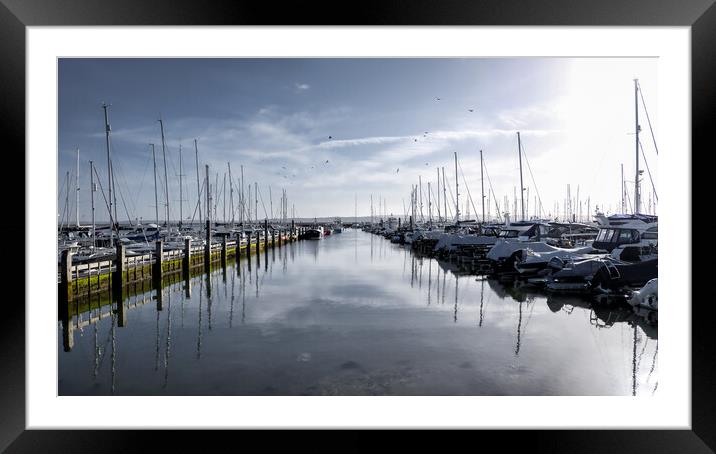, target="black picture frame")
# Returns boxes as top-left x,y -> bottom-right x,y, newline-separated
3,0 -> 712,451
